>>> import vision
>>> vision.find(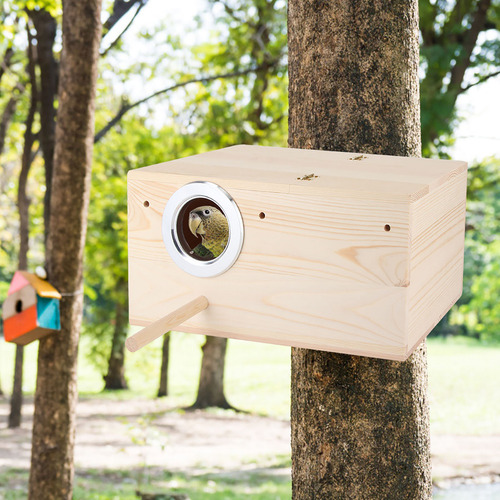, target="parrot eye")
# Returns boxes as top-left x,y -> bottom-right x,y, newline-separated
204,209 -> 211,216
